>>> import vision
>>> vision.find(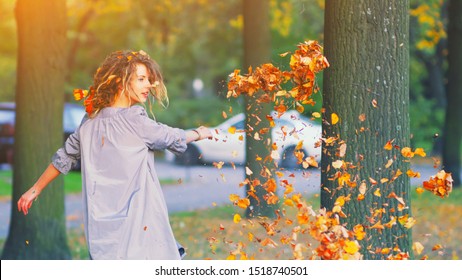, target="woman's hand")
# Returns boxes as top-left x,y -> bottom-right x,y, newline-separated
17,186 -> 41,215
194,126 -> 213,141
